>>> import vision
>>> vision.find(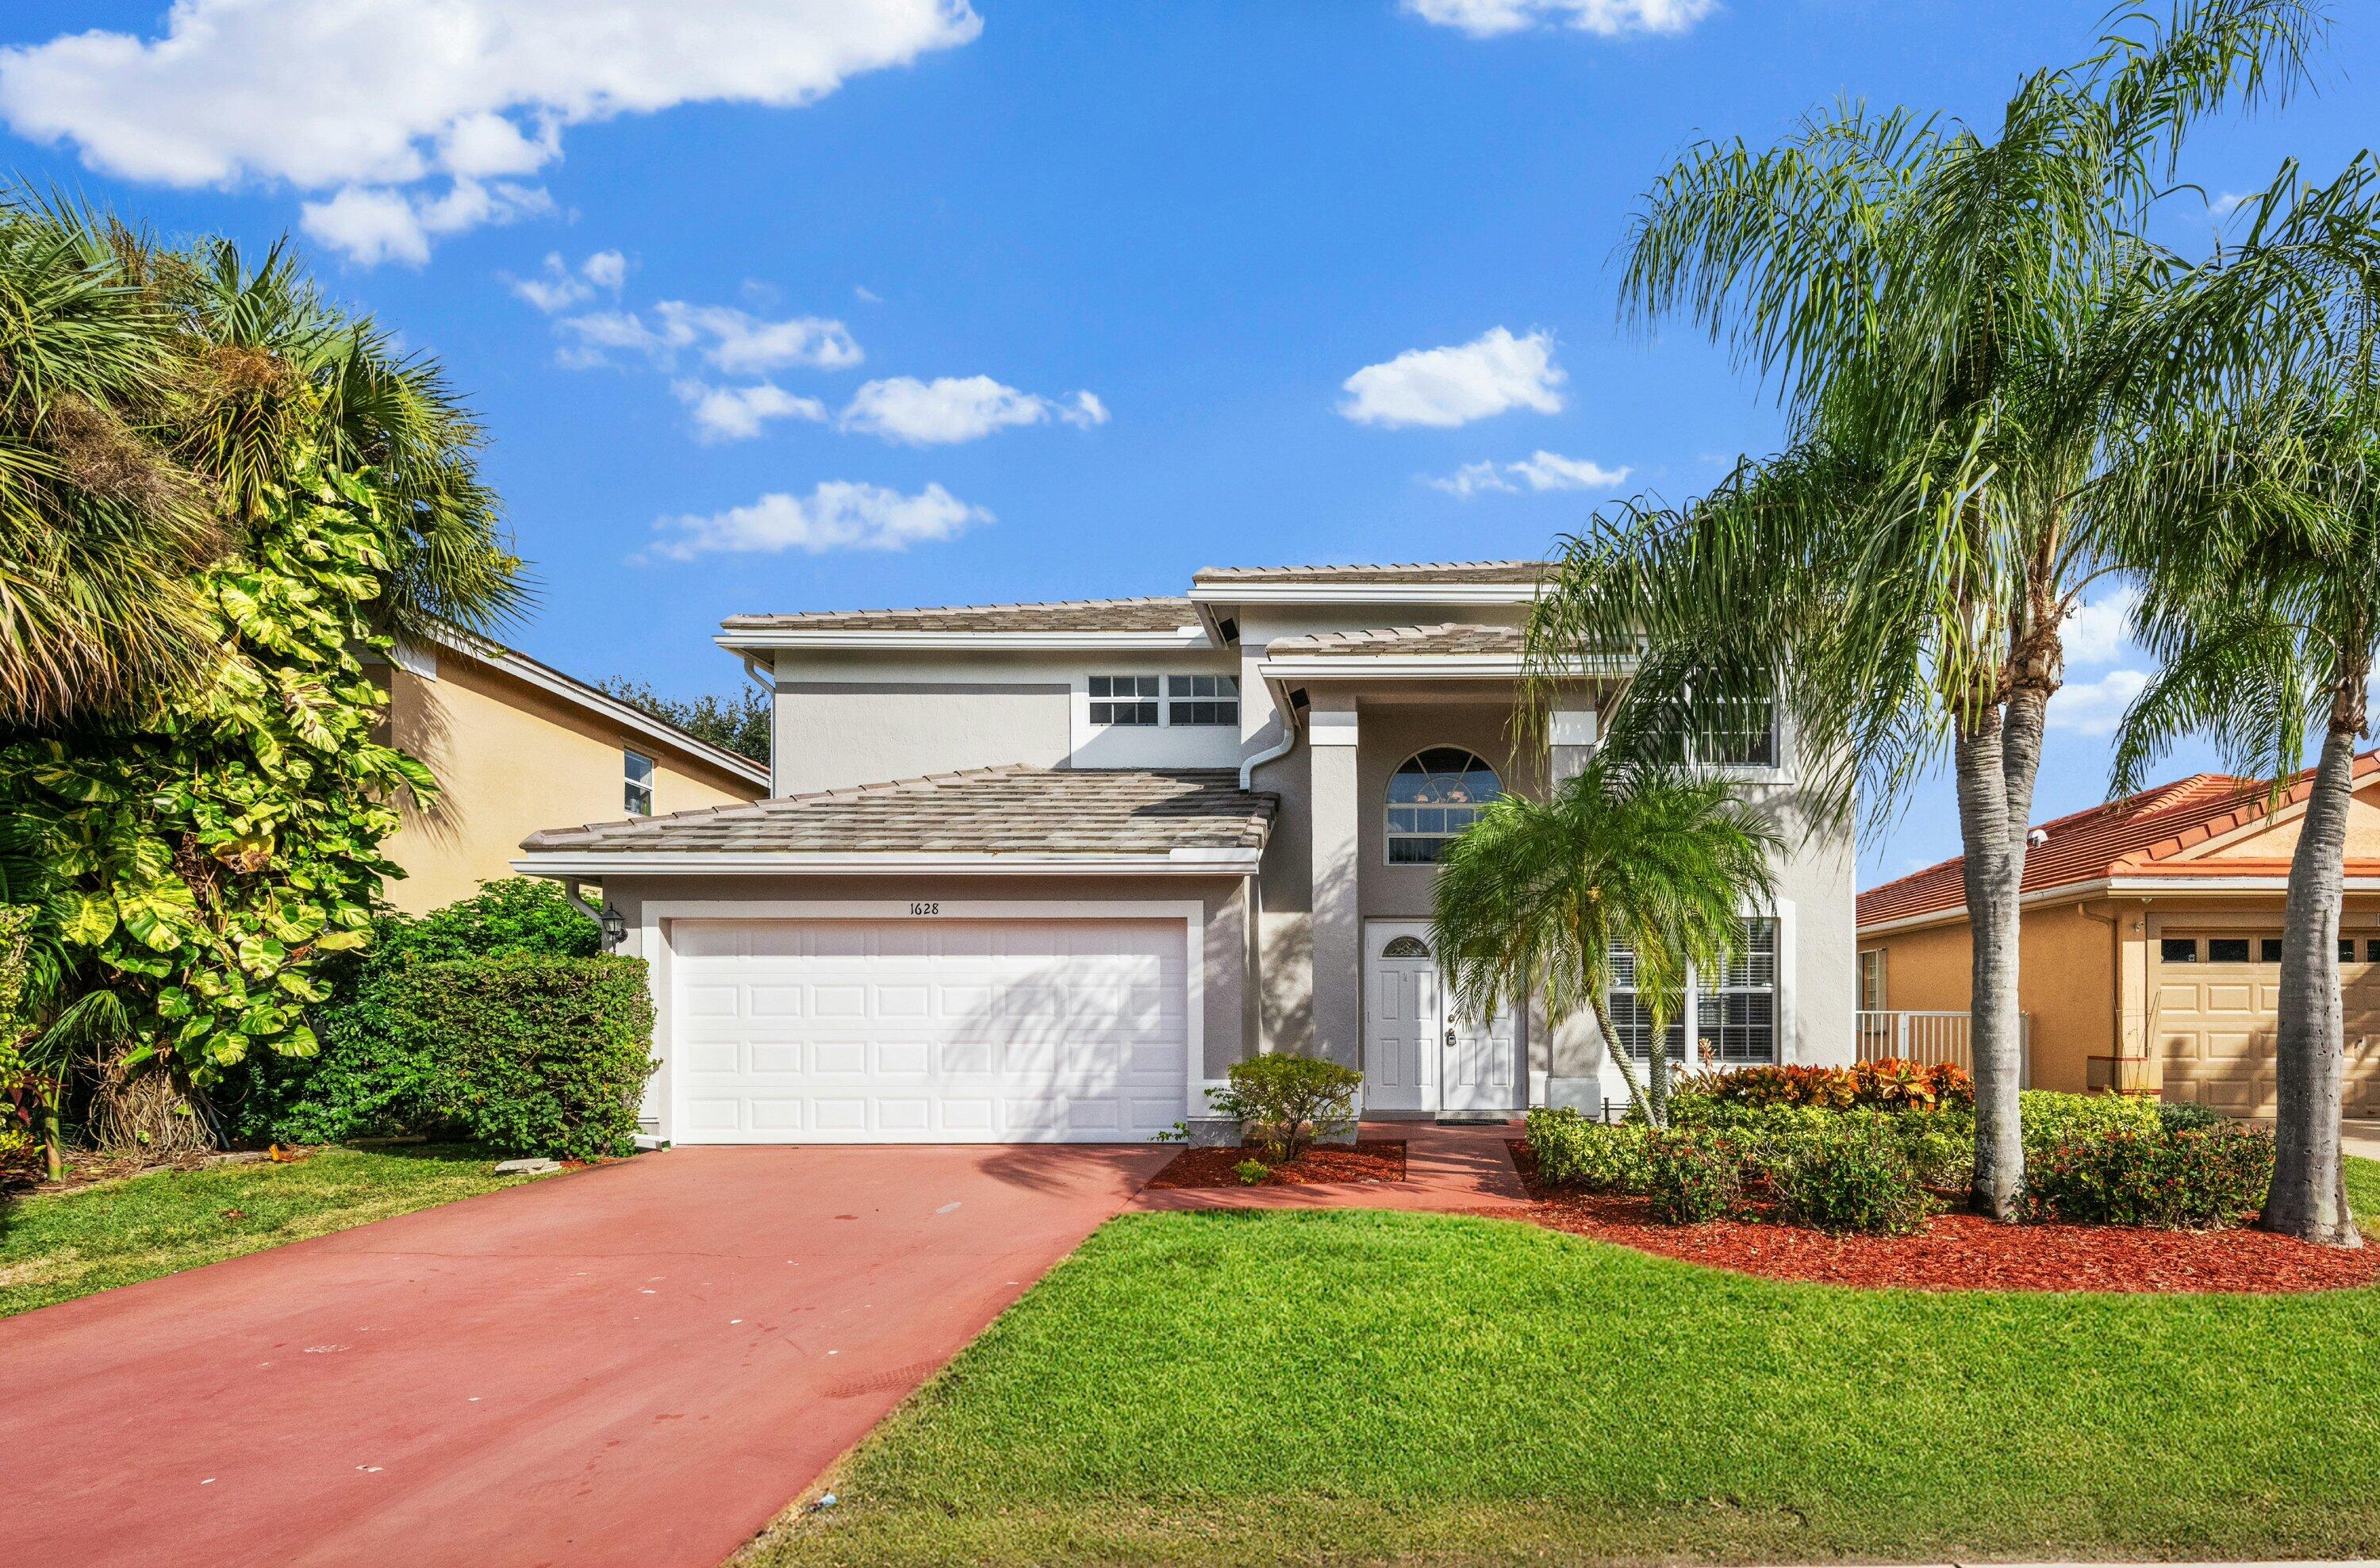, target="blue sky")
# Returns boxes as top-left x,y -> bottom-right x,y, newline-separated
2,0 -> 2373,887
